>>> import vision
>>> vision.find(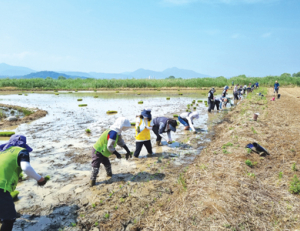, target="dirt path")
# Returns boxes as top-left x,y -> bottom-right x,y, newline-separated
139,88 -> 300,230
